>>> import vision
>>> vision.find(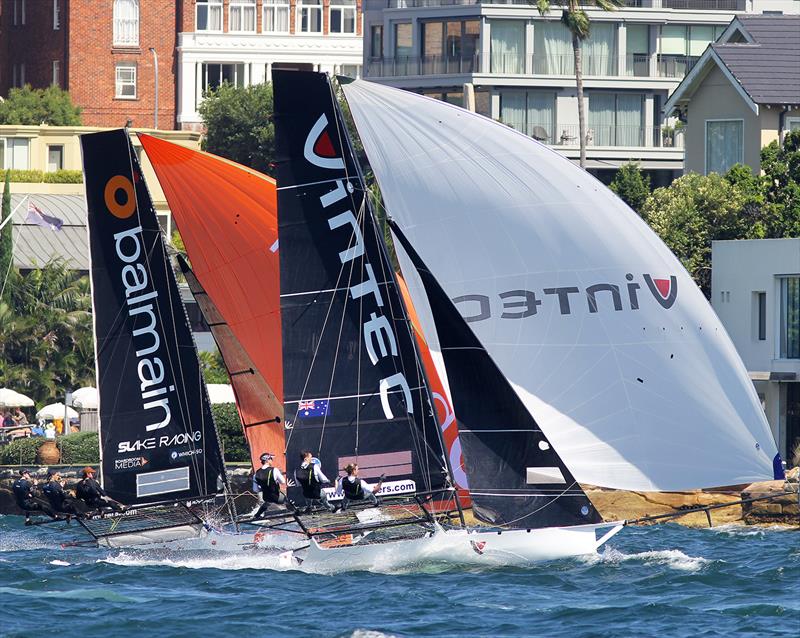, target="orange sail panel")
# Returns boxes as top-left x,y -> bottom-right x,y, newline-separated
178,256 -> 285,472
397,273 -> 469,497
